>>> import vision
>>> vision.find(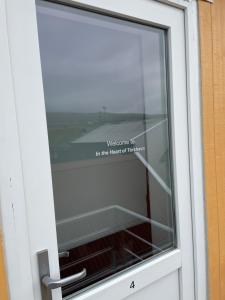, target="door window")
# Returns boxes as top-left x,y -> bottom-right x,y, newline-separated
36,0 -> 176,297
